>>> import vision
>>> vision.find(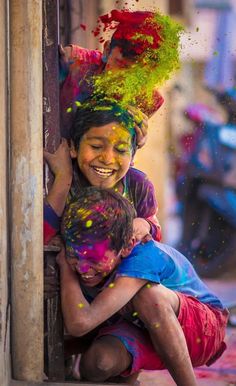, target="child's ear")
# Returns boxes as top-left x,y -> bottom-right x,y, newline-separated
120,237 -> 136,258
70,140 -> 78,159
